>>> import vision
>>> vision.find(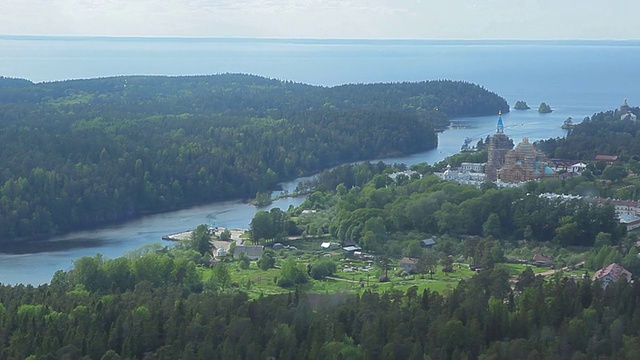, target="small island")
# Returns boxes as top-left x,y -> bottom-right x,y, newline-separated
538,102 -> 553,113
514,100 -> 530,110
